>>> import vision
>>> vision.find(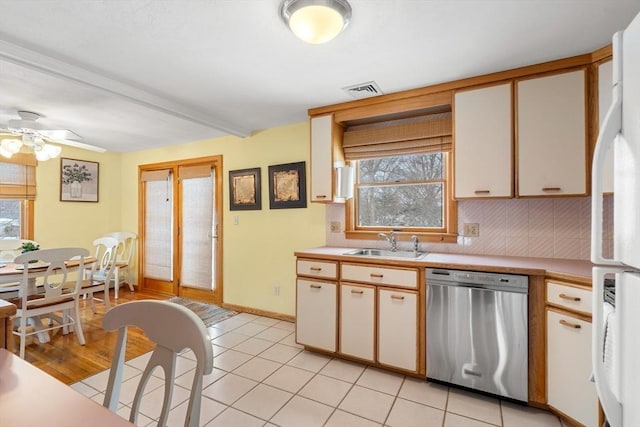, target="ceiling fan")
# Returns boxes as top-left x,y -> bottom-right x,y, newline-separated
0,111 -> 106,161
